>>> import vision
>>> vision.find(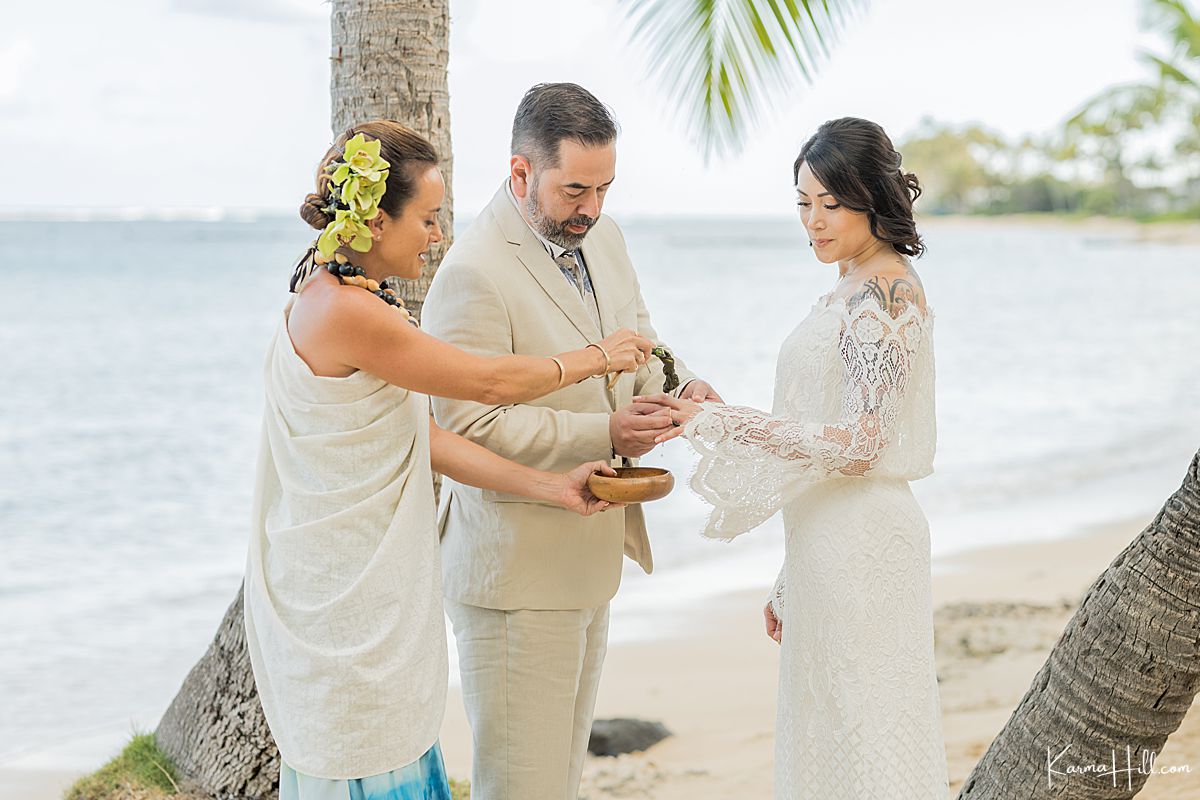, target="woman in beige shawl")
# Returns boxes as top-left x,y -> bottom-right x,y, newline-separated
243,121 -> 651,800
